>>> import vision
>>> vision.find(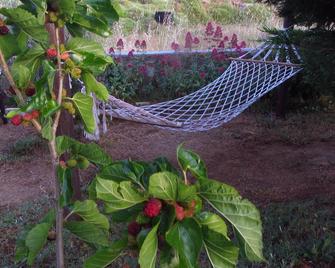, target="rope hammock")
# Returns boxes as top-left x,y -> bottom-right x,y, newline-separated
85,41 -> 303,139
